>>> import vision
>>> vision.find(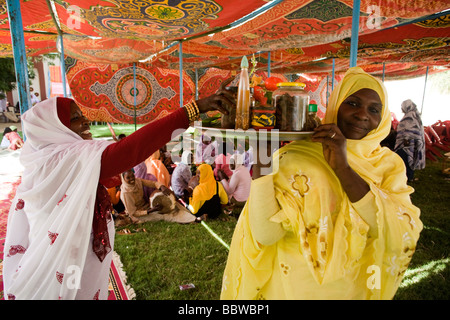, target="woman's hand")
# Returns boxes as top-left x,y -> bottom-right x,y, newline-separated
311,124 -> 370,203
188,175 -> 199,189
311,124 -> 349,172
196,77 -> 236,115
159,185 -> 172,196
217,169 -> 228,181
